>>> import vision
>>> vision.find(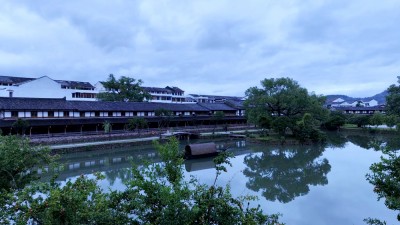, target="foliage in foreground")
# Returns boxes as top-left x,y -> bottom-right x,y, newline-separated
365,147 -> 400,224
1,137 -> 281,224
0,135 -> 53,192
